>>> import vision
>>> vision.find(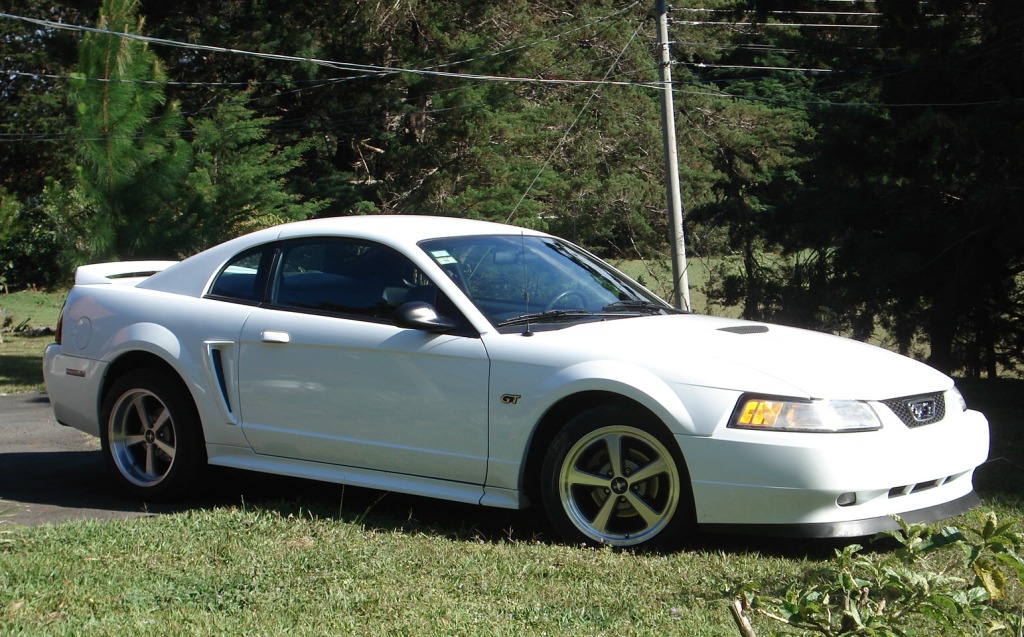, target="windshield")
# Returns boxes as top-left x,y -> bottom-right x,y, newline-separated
418,234 -> 673,328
